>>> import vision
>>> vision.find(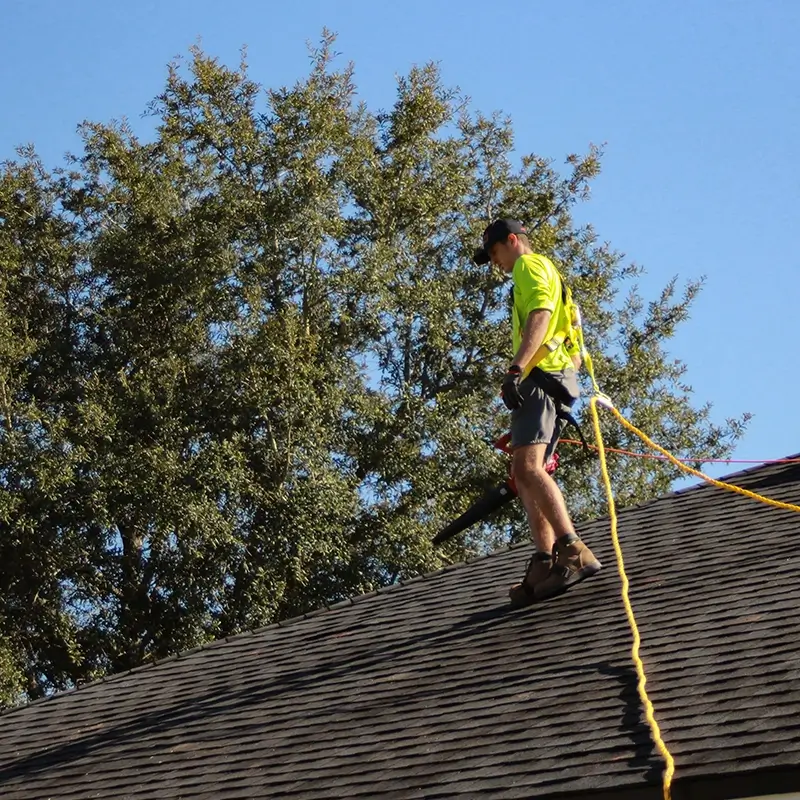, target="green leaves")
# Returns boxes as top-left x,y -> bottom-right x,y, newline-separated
0,35 -> 748,705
